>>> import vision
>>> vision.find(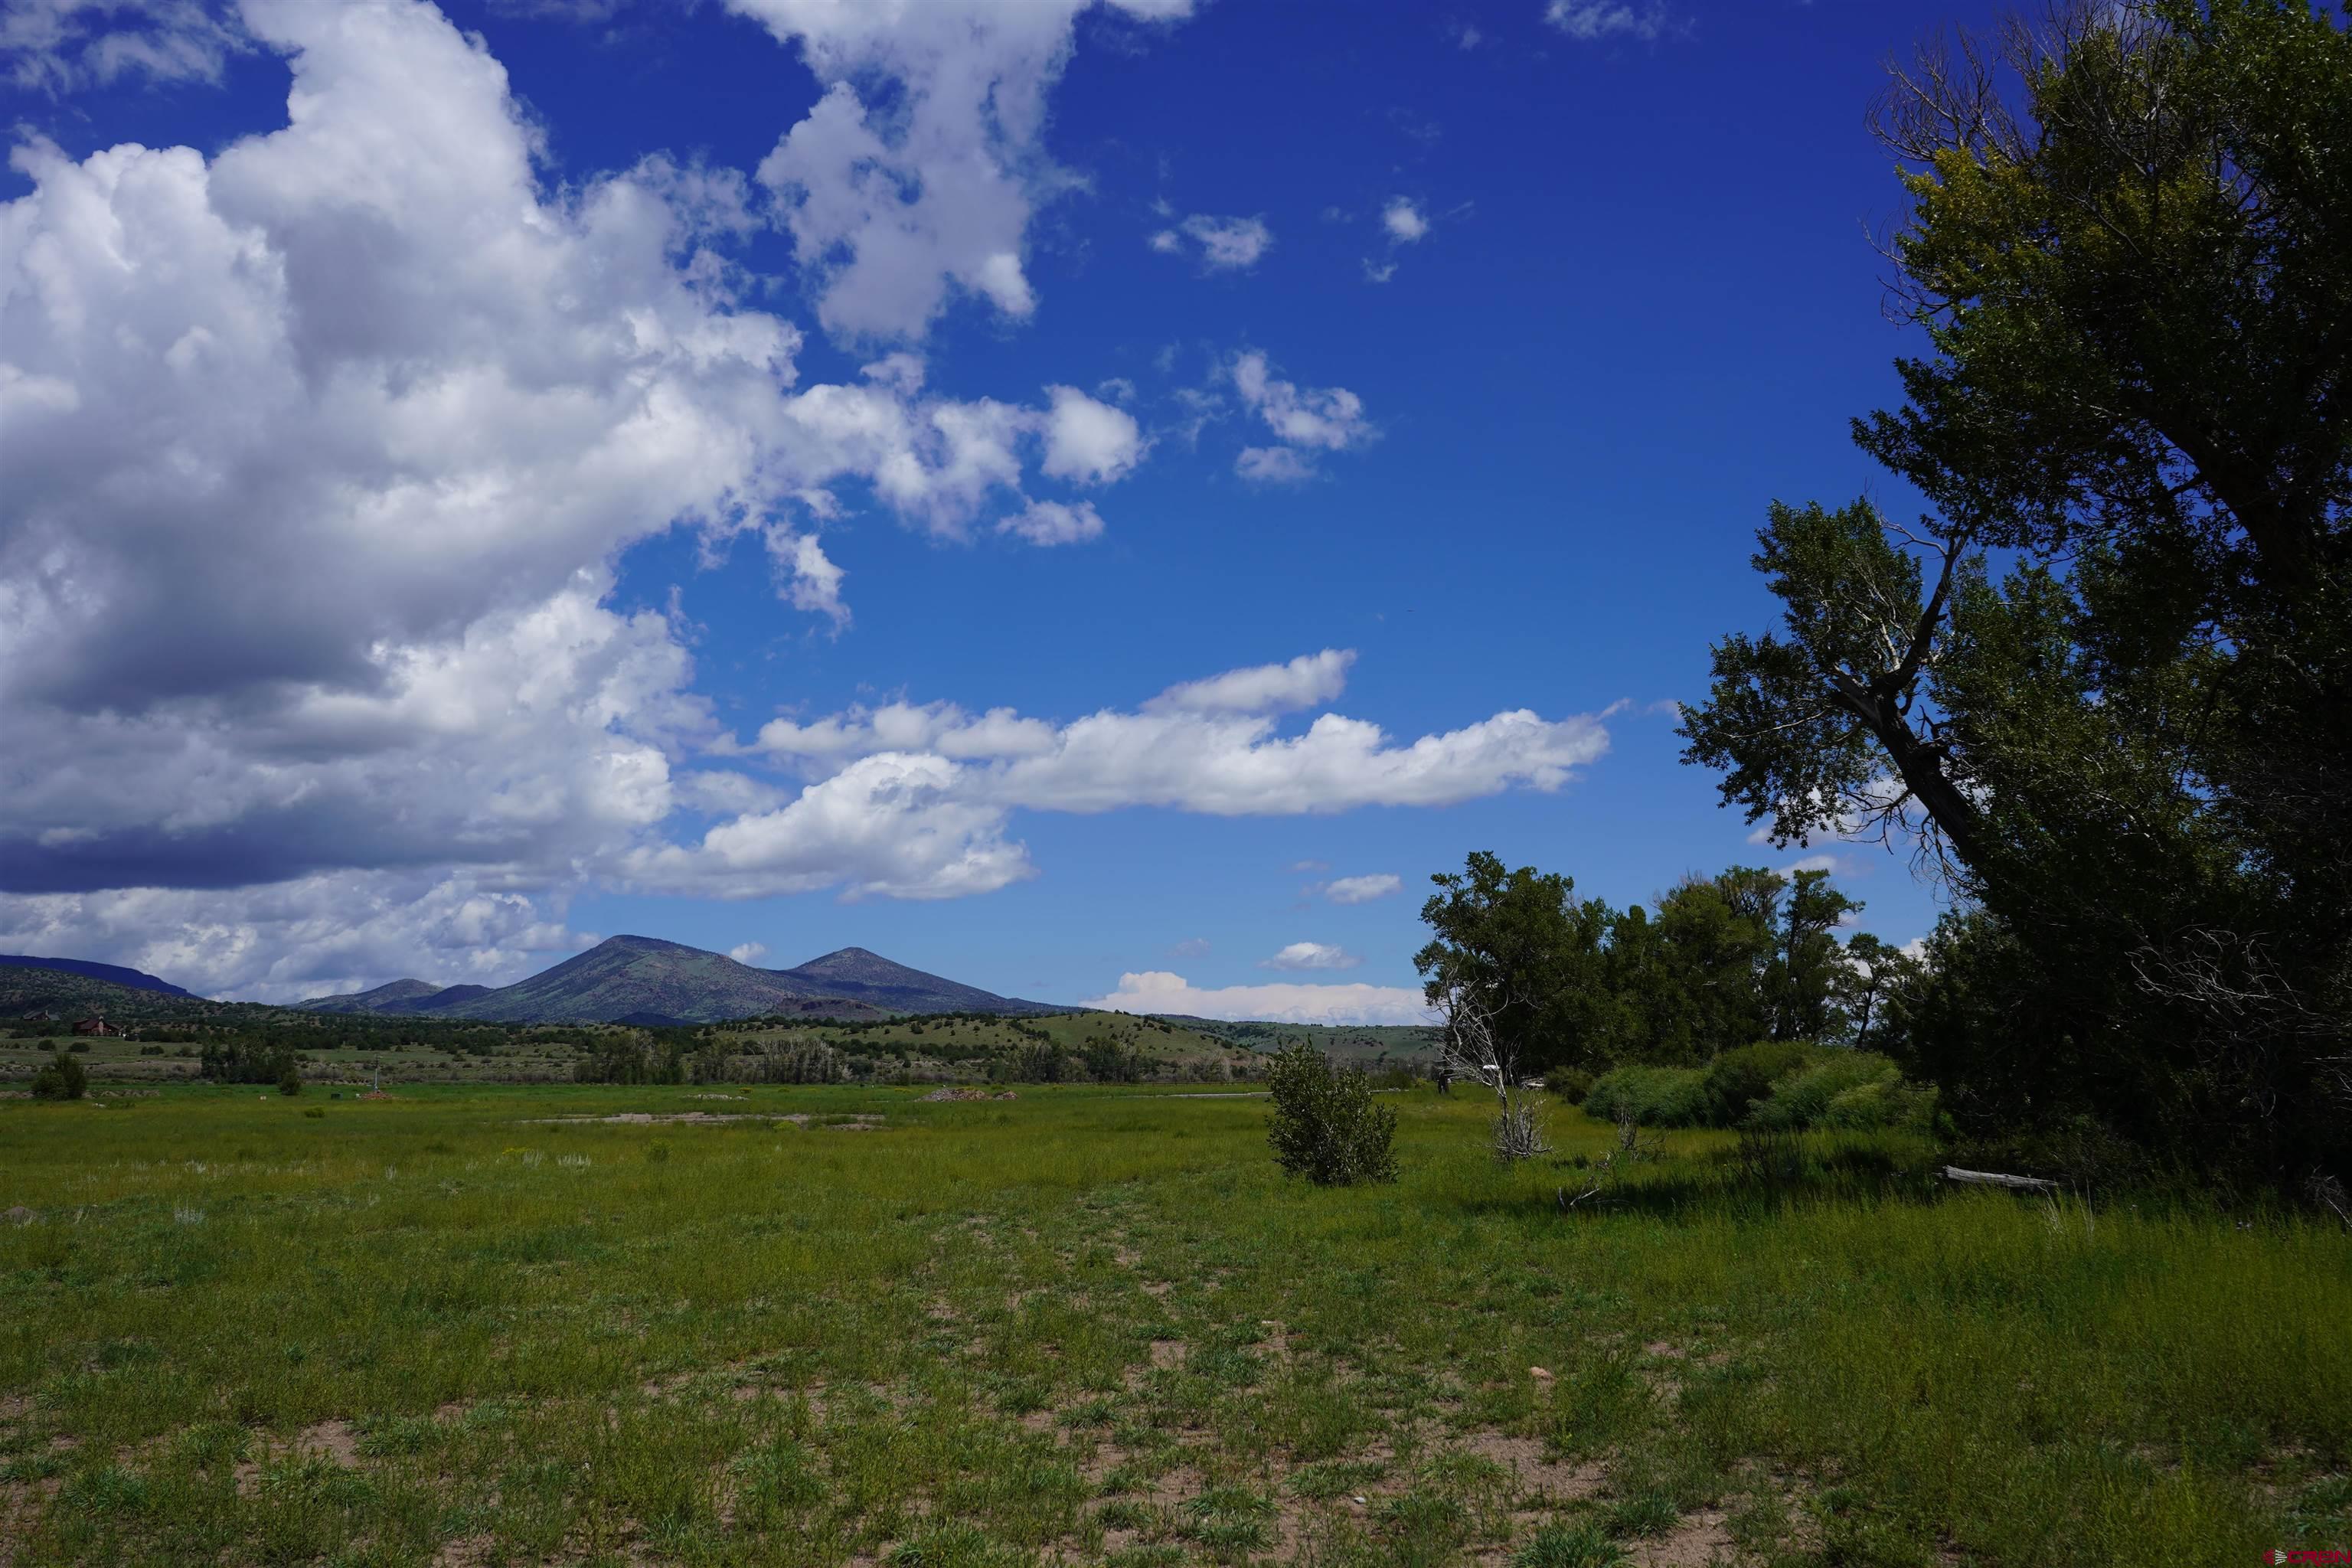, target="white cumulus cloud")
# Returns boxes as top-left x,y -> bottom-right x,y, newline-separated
1263,941 -> 1361,972
0,0 -> 1161,991
1545,0 -> 1668,42
998,498 -> 1106,547
1228,351 -> 1373,482
661,652 -> 1609,898
1040,385 -> 1147,484
1149,213 -> 1273,271
1085,970 -> 1432,1025
1148,650 -> 1354,715
1325,873 -> 1403,904
736,0 -> 1197,341
1382,198 -> 1429,243
1,0 -> 249,92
